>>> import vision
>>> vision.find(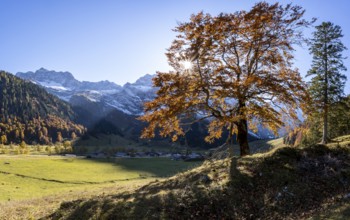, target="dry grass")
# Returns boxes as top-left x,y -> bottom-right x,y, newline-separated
43,141 -> 350,219
0,179 -> 152,220
3,137 -> 349,219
